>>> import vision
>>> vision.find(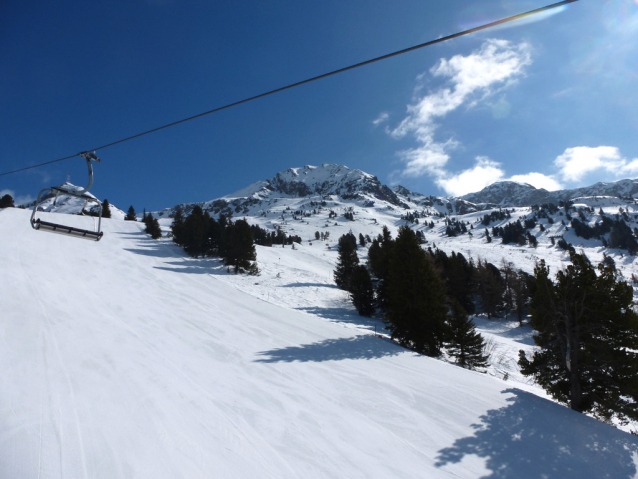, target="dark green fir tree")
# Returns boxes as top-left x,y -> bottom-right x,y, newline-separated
385,226 -> 448,356
170,209 -> 185,245
0,194 -> 15,208
349,265 -> 375,317
125,205 -> 137,221
334,233 -> 359,290
222,219 -> 258,274
102,199 -> 112,219
519,253 -> 638,422
182,206 -> 209,257
446,301 -> 488,370
145,213 -> 162,239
